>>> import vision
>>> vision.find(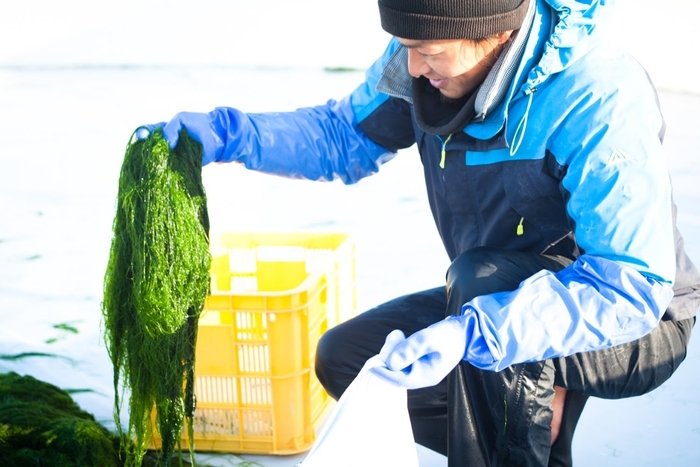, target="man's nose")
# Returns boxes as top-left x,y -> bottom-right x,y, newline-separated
407,48 -> 431,78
